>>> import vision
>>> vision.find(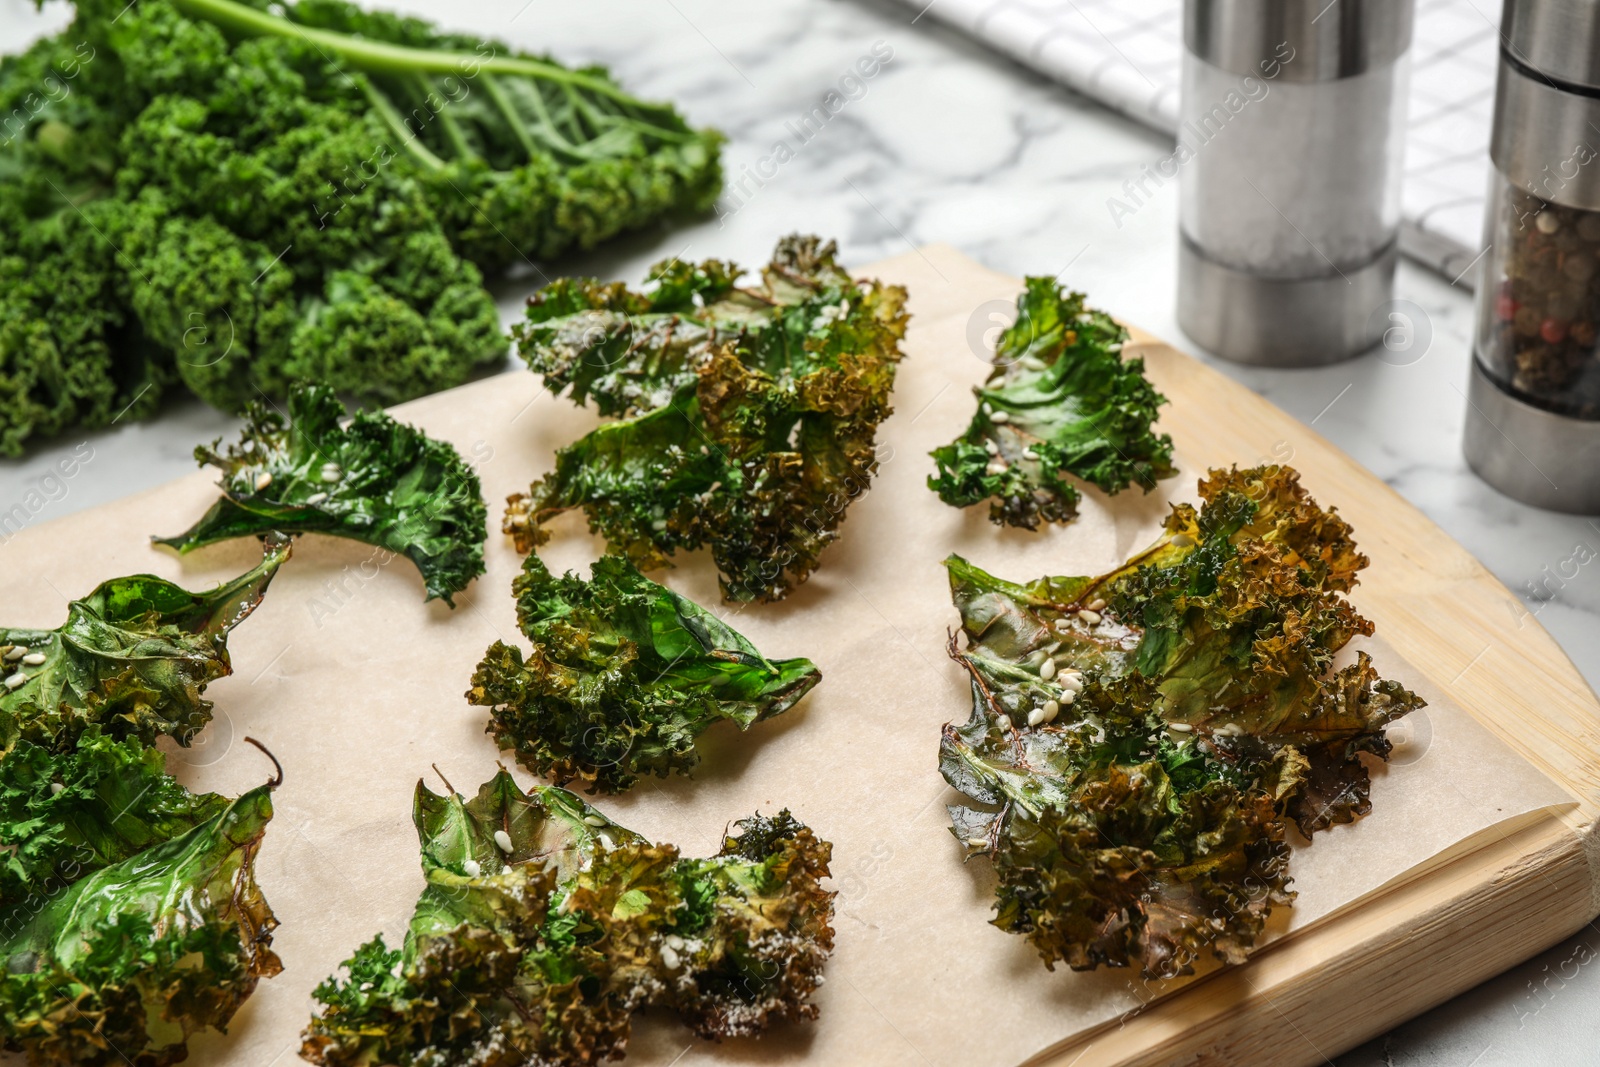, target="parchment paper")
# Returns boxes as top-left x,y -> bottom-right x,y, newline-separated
0,246 -> 1576,1067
